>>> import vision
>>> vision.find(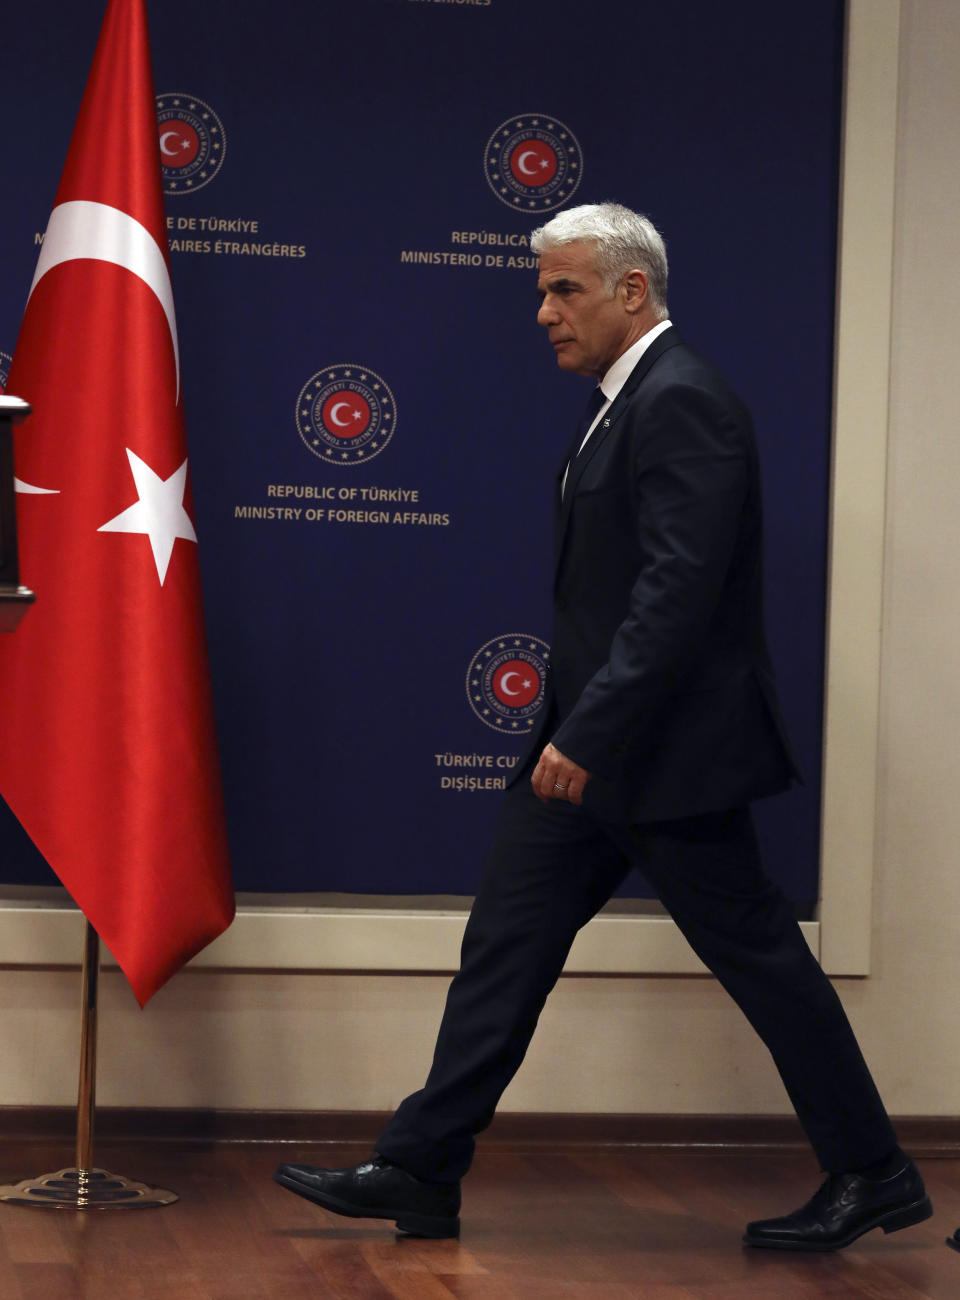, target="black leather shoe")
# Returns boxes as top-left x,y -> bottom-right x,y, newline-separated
273,1156 -> 460,1239
743,1159 -> 932,1251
